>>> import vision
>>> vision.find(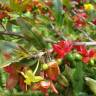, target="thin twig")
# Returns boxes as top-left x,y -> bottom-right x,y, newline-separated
77,29 -> 95,42
50,24 -> 66,40
44,38 -> 56,43
0,31 -> 25,39
0,22 -> 6,31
